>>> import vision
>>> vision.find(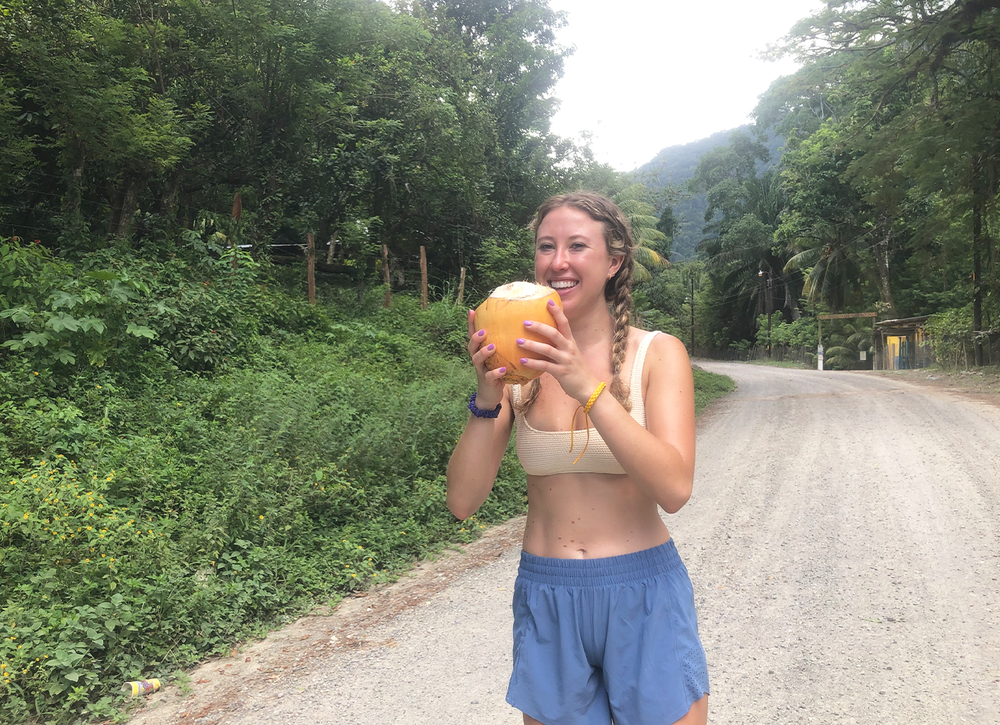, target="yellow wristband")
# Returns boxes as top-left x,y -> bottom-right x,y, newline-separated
583,382 -> 606,414
569,382 -> 606,465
